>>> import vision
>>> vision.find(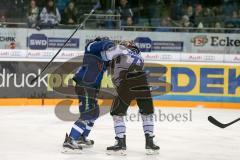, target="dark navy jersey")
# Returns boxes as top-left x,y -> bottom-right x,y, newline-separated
73,39 -> 115,88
